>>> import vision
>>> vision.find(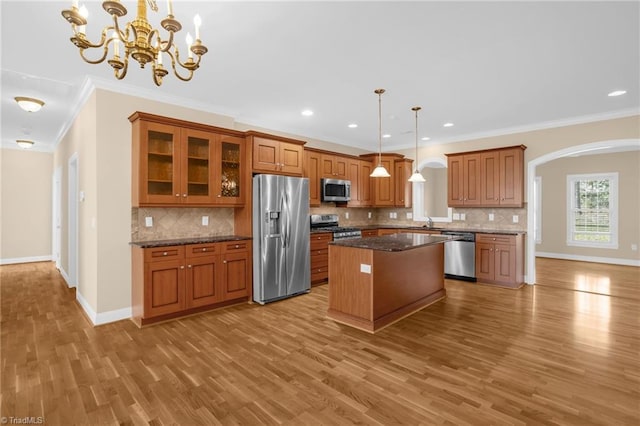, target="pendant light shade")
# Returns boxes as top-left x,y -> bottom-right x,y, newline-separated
408,106 -> 426,182
370,88 -> 391,178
